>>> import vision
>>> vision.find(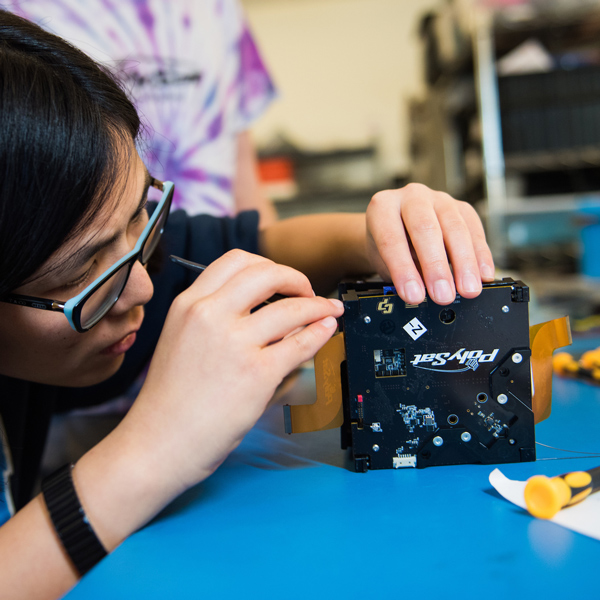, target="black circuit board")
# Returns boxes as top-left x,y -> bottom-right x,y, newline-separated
339,279 -> 536,471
